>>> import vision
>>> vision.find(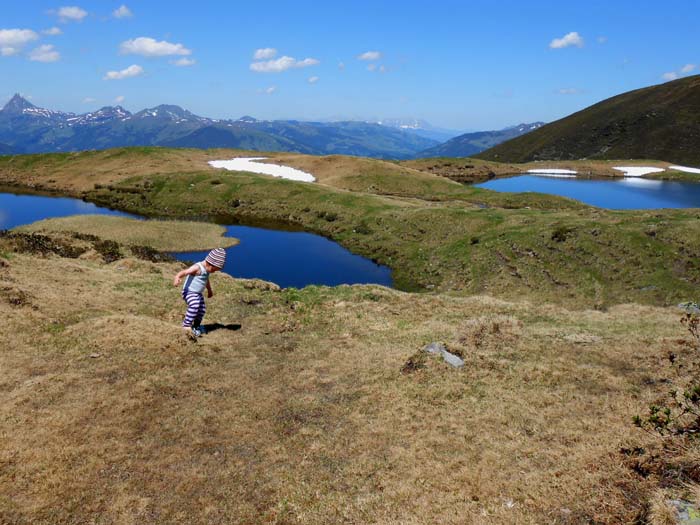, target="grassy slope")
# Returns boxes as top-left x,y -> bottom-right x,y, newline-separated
475,75 -> 700,165
402,157 -> 700,183
17,215 -> 238,251
1,147 -> 700,306
1,232 -> 695,523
